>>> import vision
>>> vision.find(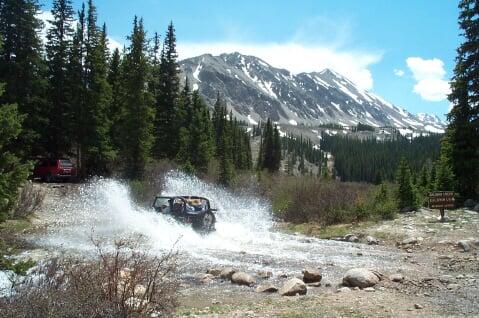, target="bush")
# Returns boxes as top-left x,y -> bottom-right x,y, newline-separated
258,174 -> 398,225
0,238 -> 179,318
12,182 -> 45,219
